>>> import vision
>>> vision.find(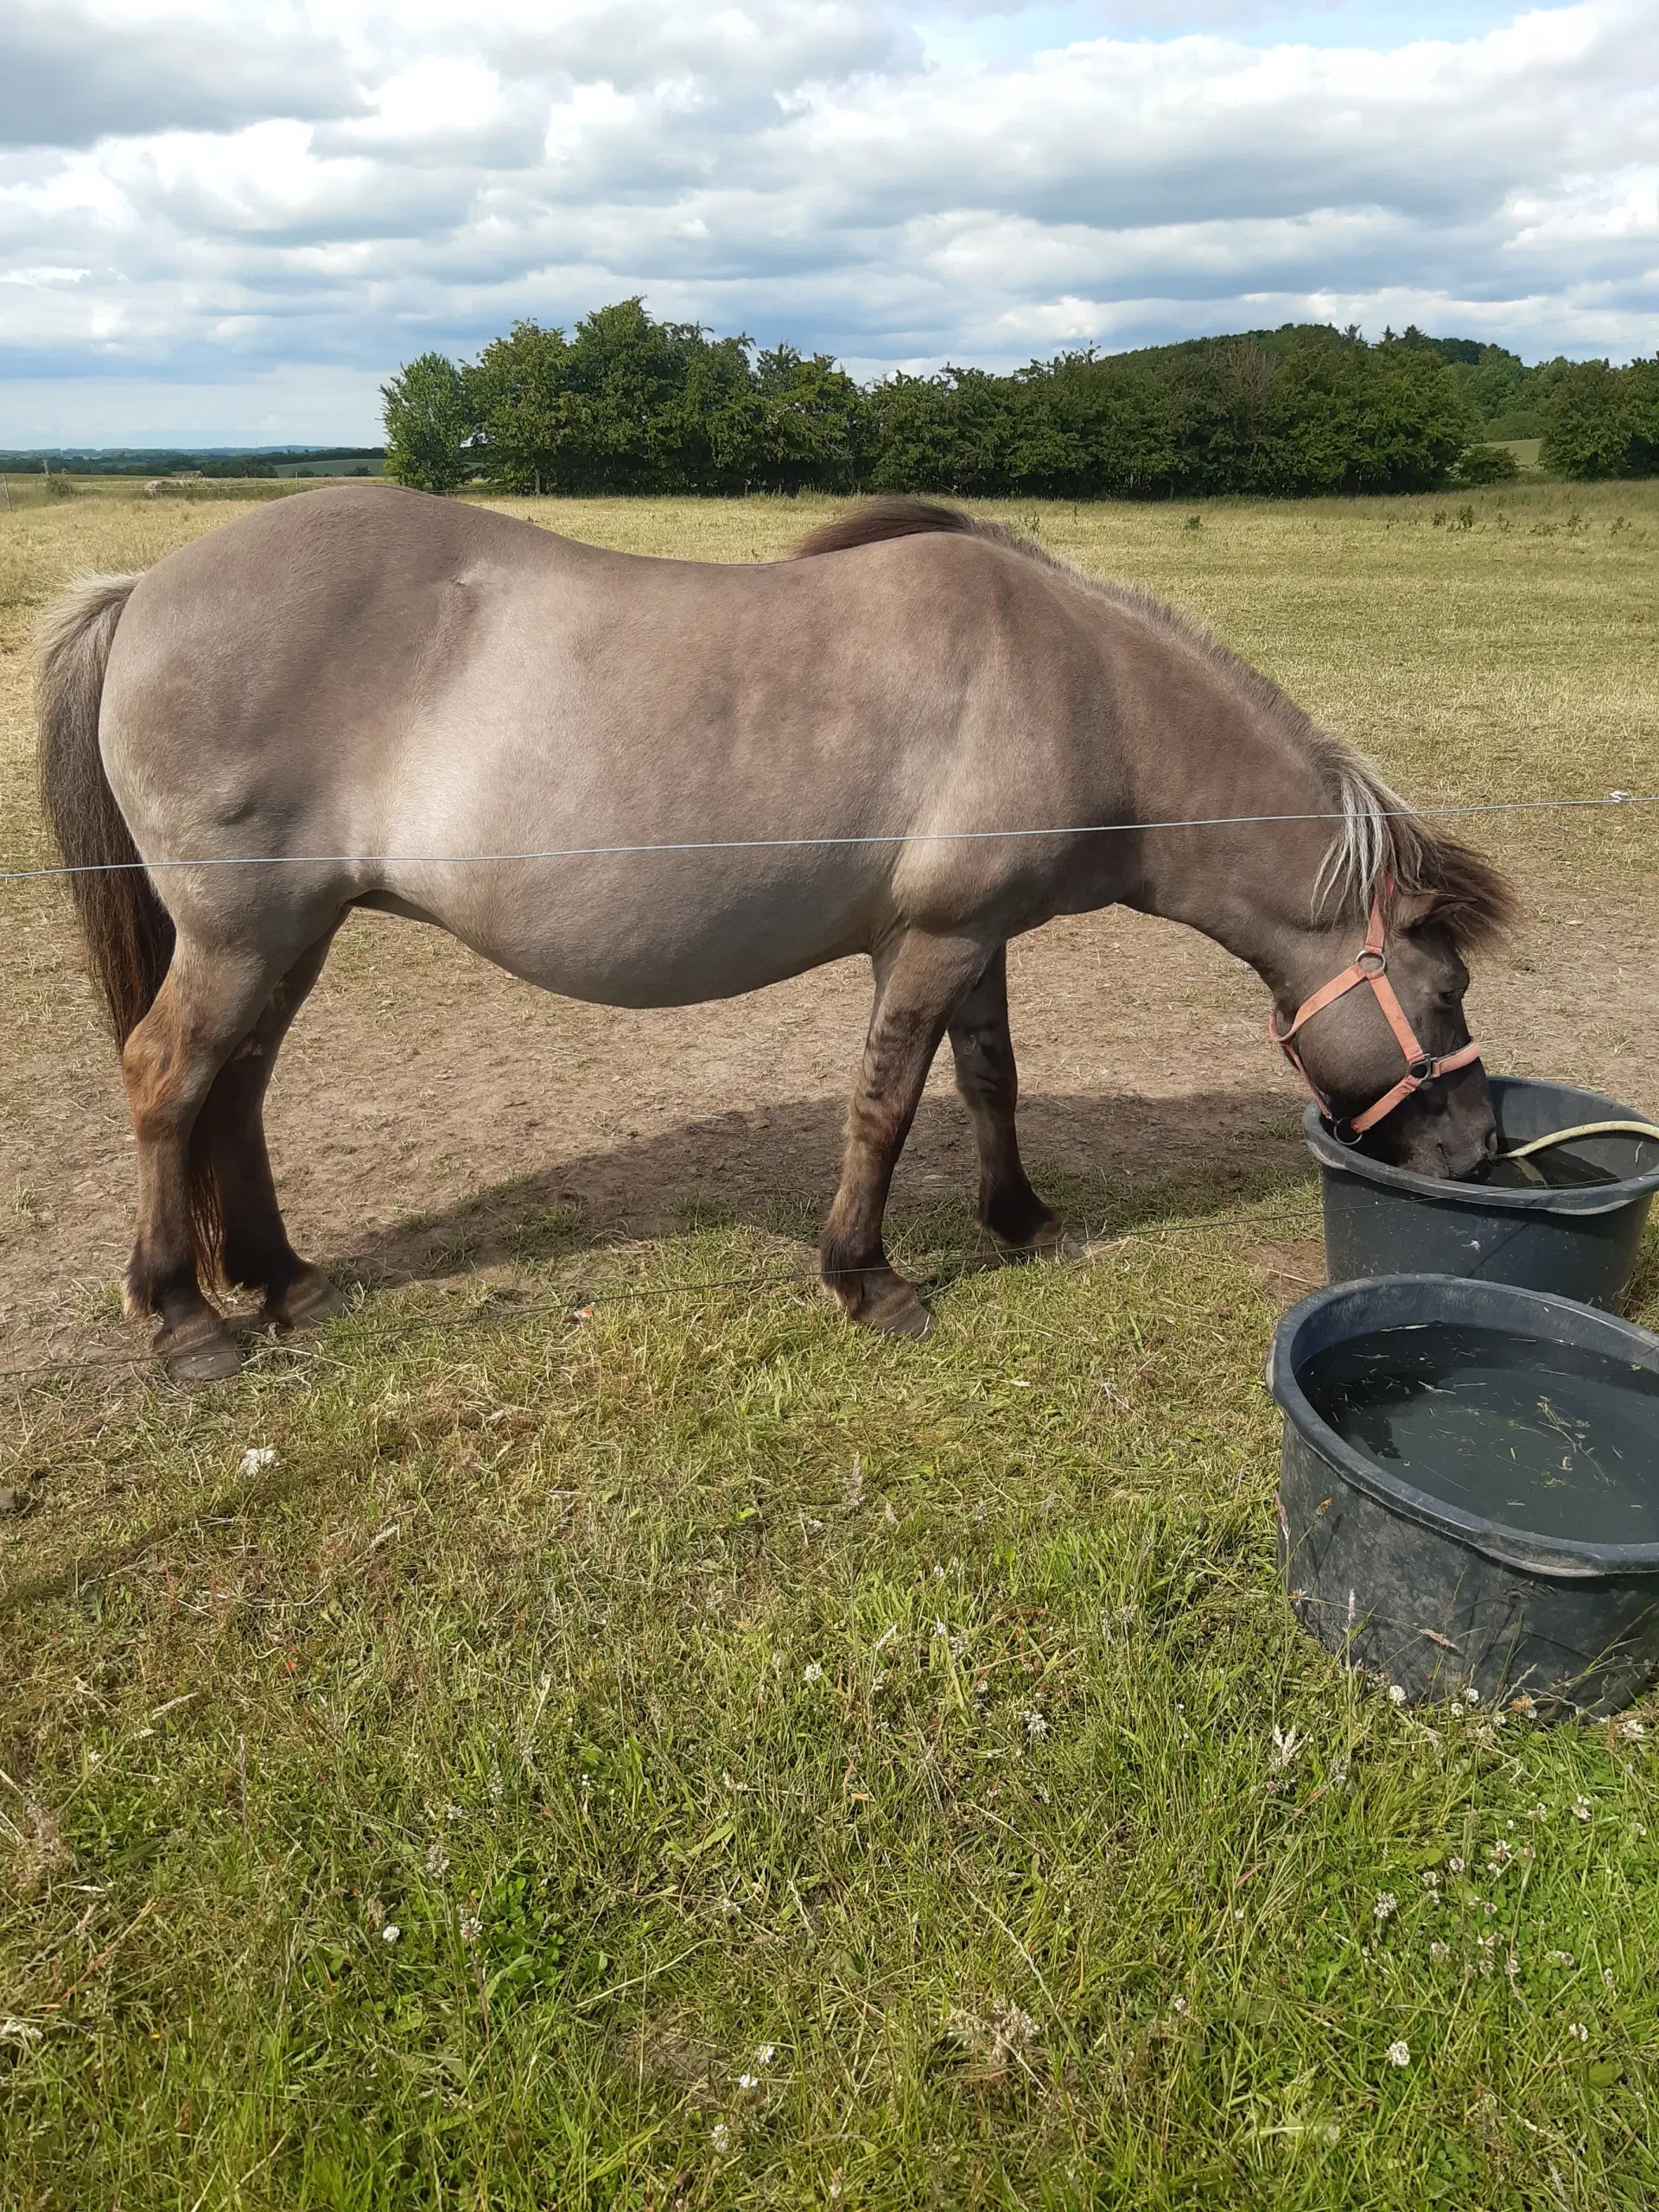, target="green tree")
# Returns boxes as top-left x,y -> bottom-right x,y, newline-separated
467,321 -> 574,493
382,353 -> 474,494
1541,359 -> 1659,480
753,346 -> 864,491
864,369 -> 1017,493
